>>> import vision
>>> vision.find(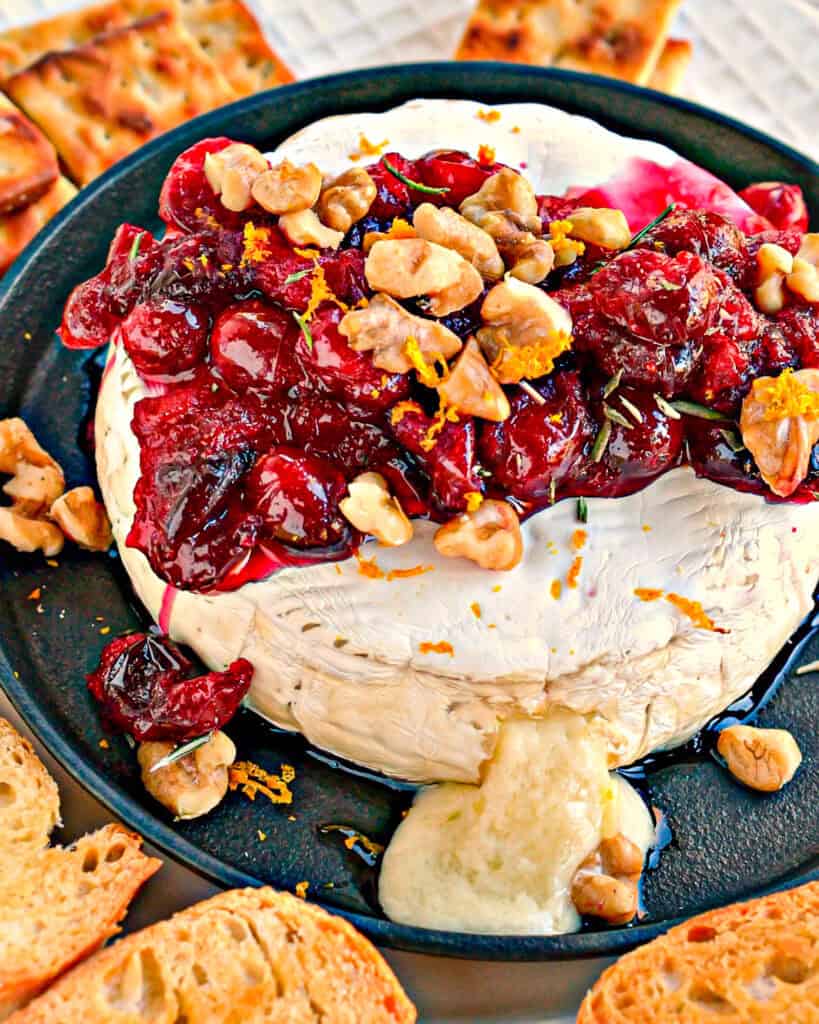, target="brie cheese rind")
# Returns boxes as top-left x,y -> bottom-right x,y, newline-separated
96,100 -> 819,787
